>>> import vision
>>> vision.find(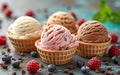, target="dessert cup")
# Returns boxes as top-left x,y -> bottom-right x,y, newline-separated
77,36 -> 111,58
35,40 -> 77,65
